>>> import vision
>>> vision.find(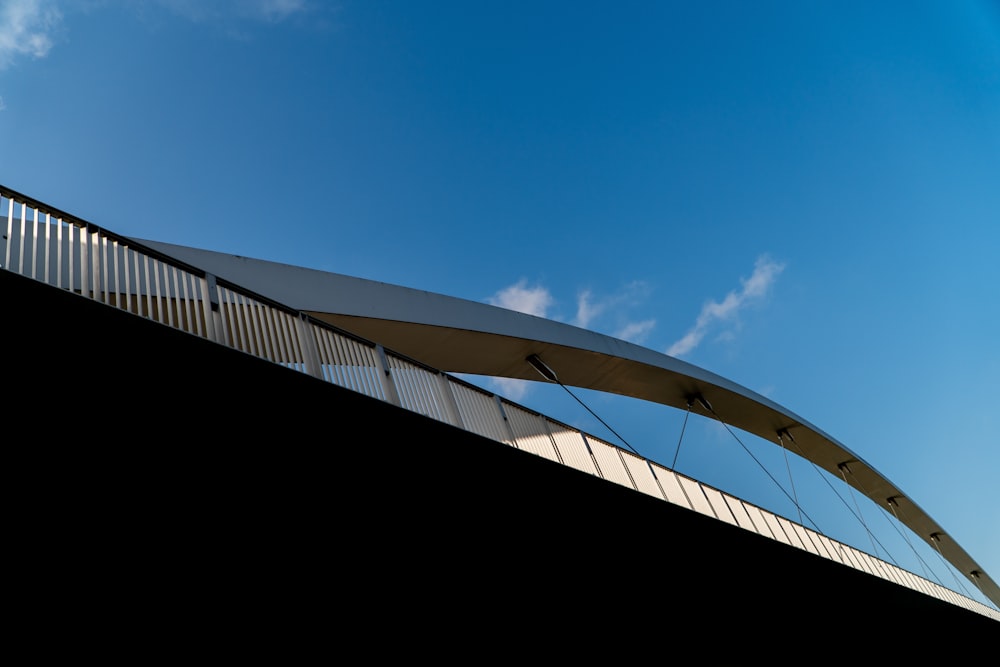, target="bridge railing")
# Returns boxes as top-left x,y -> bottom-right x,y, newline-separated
2,186 -> 996,622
